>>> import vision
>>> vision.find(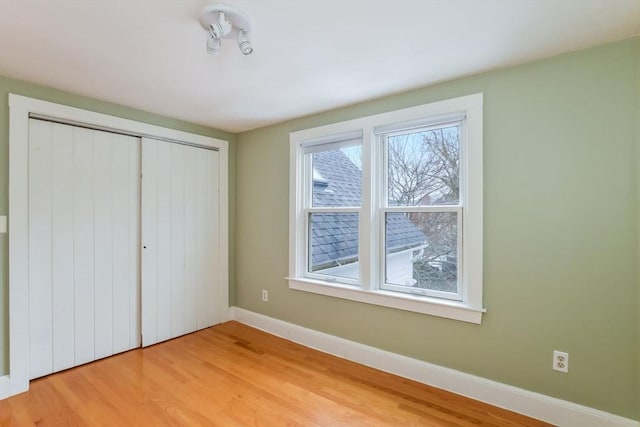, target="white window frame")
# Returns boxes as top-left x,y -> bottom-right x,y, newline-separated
288,93 -> 484,324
